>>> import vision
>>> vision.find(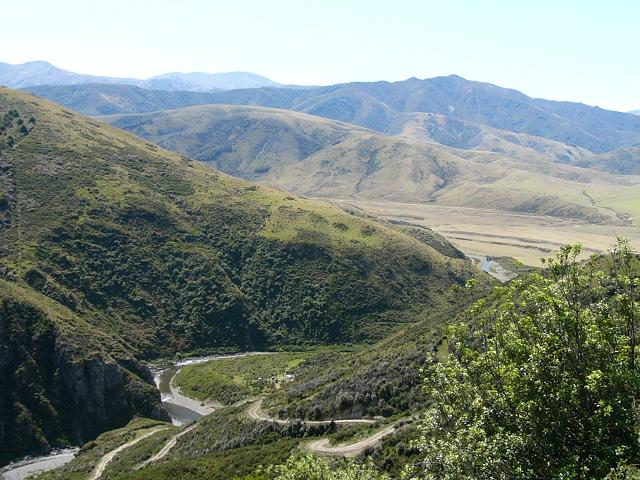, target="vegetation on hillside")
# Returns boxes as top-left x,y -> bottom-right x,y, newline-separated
262,302 -> 481,422
0,87 -> 484,464
0,280 -> 165,466
29,240 -> 640,479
